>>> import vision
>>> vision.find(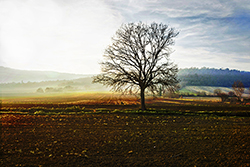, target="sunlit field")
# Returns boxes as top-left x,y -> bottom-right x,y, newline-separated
1,93 -> 250,166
